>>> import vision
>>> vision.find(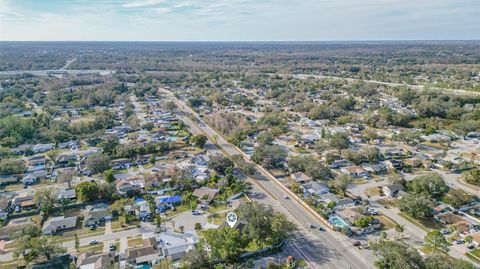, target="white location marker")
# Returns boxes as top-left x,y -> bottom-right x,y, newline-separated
226,212 -> 238,228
